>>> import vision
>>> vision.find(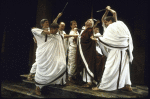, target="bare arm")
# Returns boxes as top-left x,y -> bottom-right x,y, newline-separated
53,13 -> 63,23
101,9 -> 109,23
106,6 -> 117,21
64,34 -> 79,38
90,35 -> 97,41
